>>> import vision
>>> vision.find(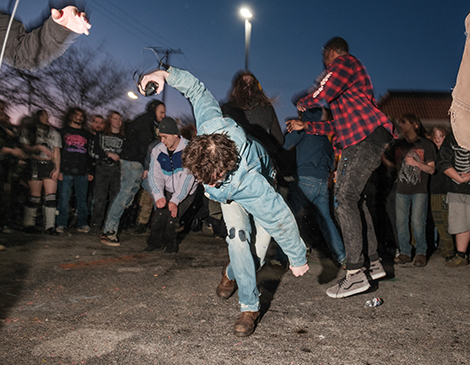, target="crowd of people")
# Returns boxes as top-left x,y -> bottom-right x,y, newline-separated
1,4 -> 470,338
